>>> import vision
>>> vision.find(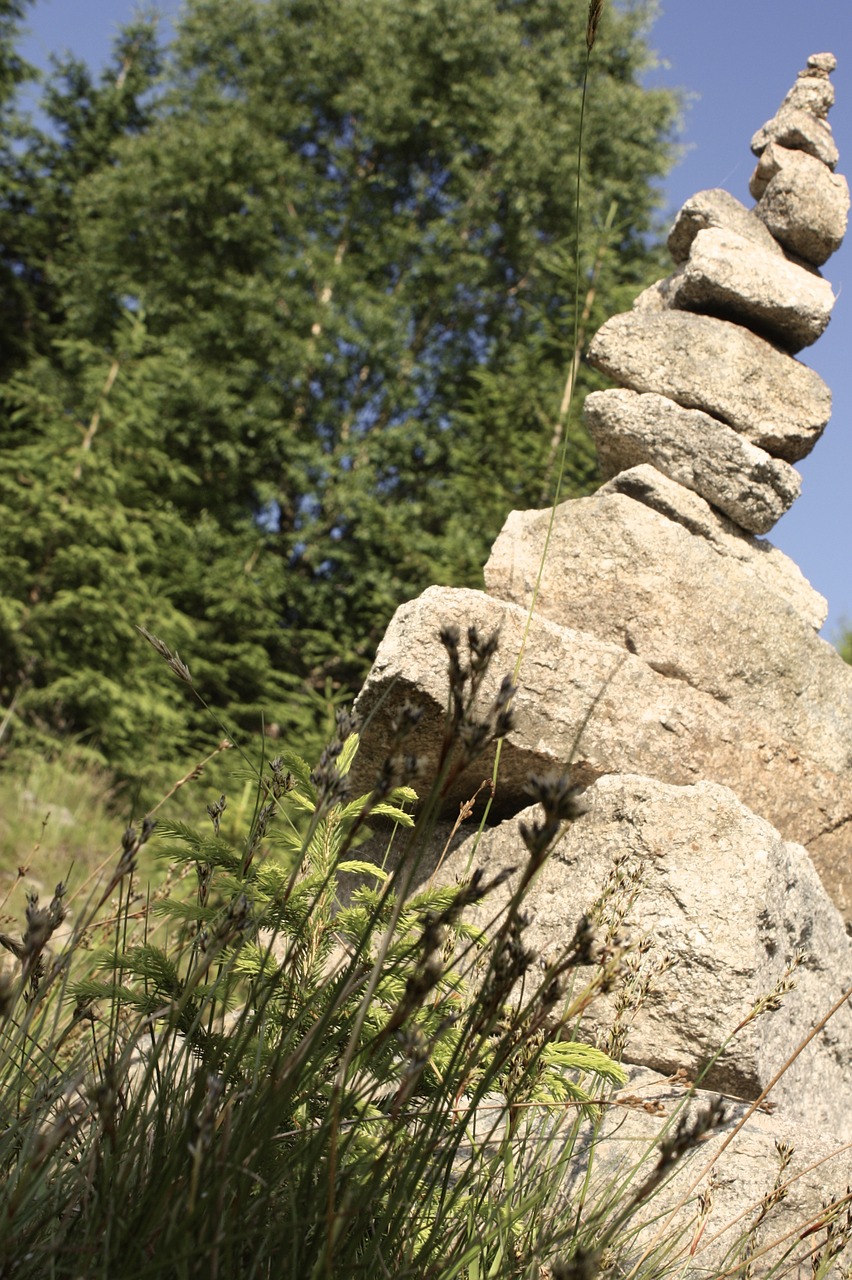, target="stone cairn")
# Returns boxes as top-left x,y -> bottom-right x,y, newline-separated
352,57 -> 852,1270
586,50 -> 846,533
